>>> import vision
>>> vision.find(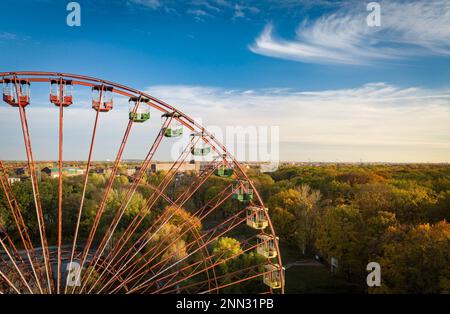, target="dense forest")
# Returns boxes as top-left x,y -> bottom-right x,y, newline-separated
0,166 -> 265,293
0,163 -> 449,293
250,164 -> 450,293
